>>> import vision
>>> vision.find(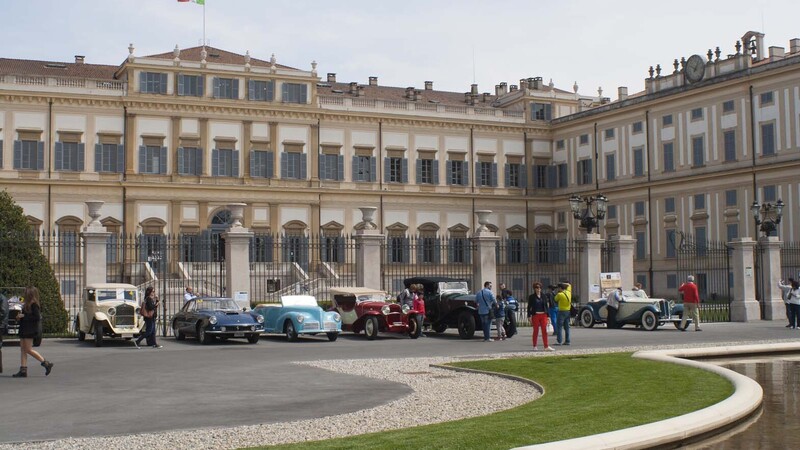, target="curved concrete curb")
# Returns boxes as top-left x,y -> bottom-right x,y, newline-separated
514,342 -> 800,450
431,363 -> 545,395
